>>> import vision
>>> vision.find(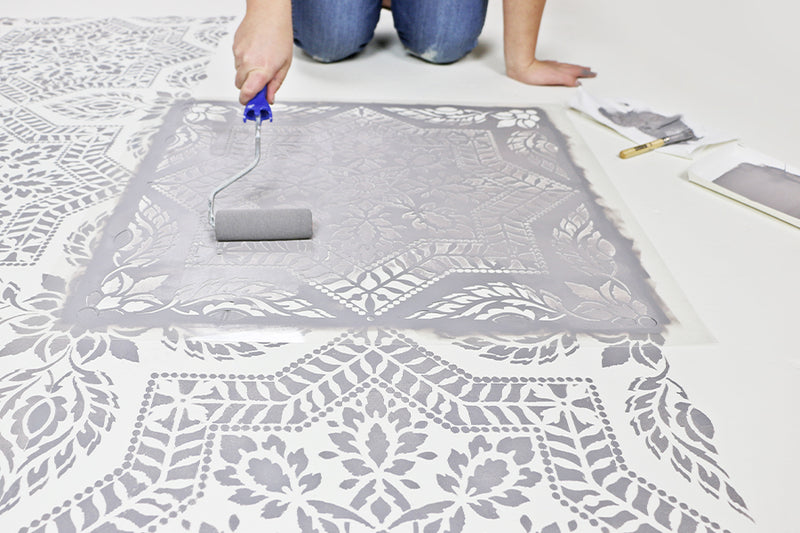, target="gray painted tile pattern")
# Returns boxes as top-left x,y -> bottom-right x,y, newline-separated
0,16 -> 751,533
